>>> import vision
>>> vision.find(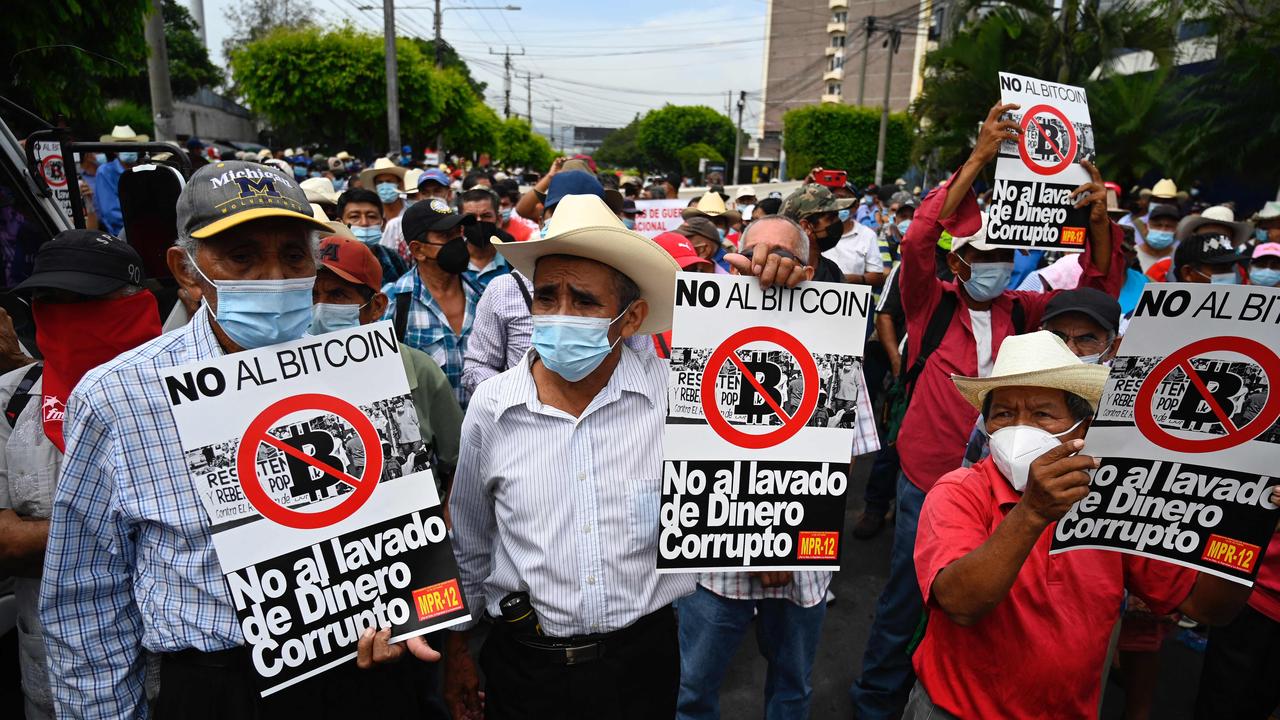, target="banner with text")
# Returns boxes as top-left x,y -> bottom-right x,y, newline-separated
659,273 -> 870,572
1050,284 -> 1280,585
986,72 -> 1096,252
633,199 -> 688,238
161,321 -> 470,695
